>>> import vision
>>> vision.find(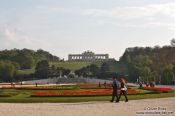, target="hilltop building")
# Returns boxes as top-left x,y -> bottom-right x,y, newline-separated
68,51 -> 109,61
